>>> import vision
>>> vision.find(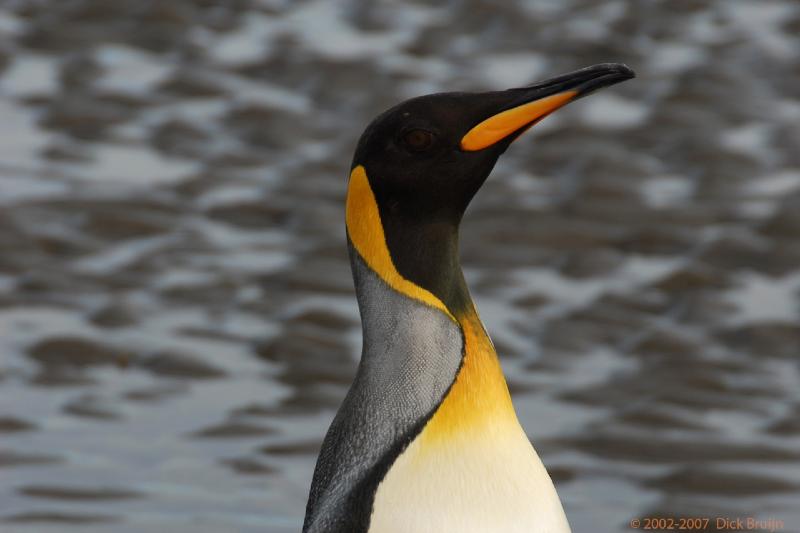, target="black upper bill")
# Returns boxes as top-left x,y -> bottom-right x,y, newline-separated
517,63 -> 636,100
